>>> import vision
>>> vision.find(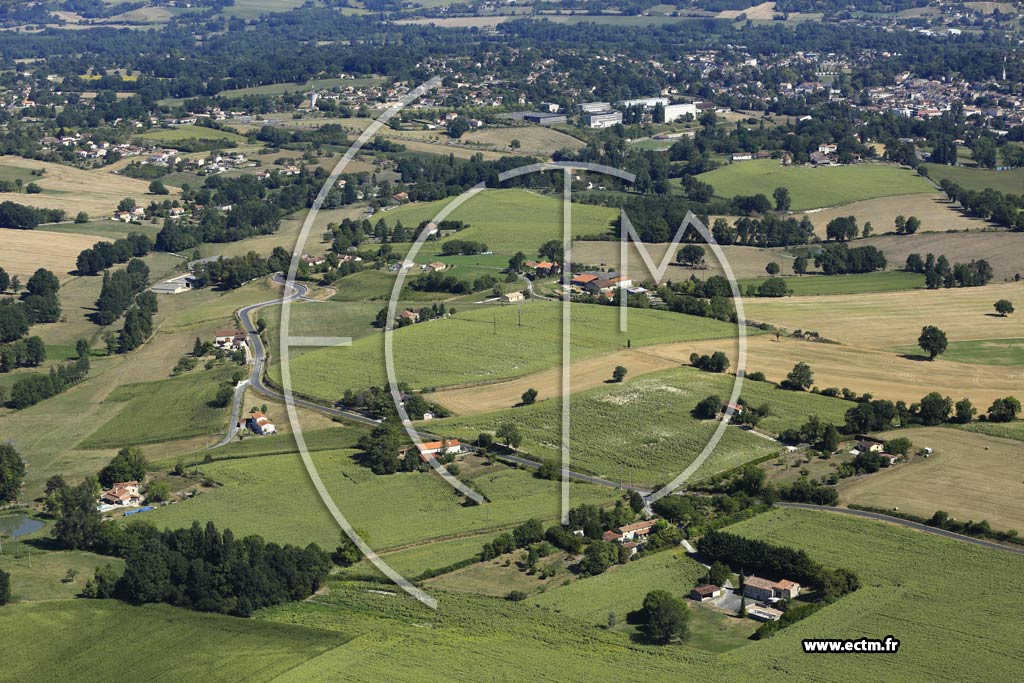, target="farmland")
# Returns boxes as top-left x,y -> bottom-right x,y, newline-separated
571,240 -> 794,281
892,337 -> 1024,366
433,366 -> 852,484
0,228 -> 110,281
461,126 -> 586,156
136,124 -> 247,144
739,271 -> 926,296
922,163 -> 1024,194
837,427 -> 1024,533
377,188 -> 617,256
859,230 -> 1024,281
696,160 -> 934,211
0,155 -> 169,217
217,75 -> 383,97
77,366 -> 236,449
142,445 -> 621,551
795,193 -> 995,237
275,300 -> 741,400
0,601 -> 343,683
